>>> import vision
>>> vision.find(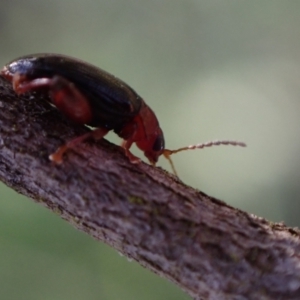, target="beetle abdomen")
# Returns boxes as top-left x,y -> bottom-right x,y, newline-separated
4,54 -> 142,129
